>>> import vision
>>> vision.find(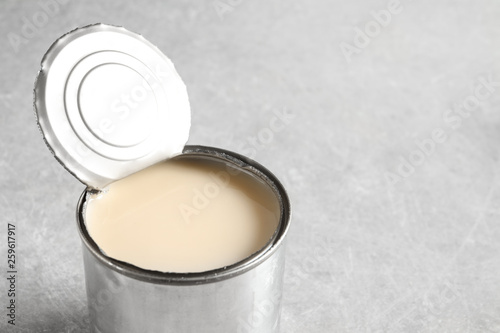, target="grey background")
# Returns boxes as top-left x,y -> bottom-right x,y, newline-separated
1,0 -> 500,332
